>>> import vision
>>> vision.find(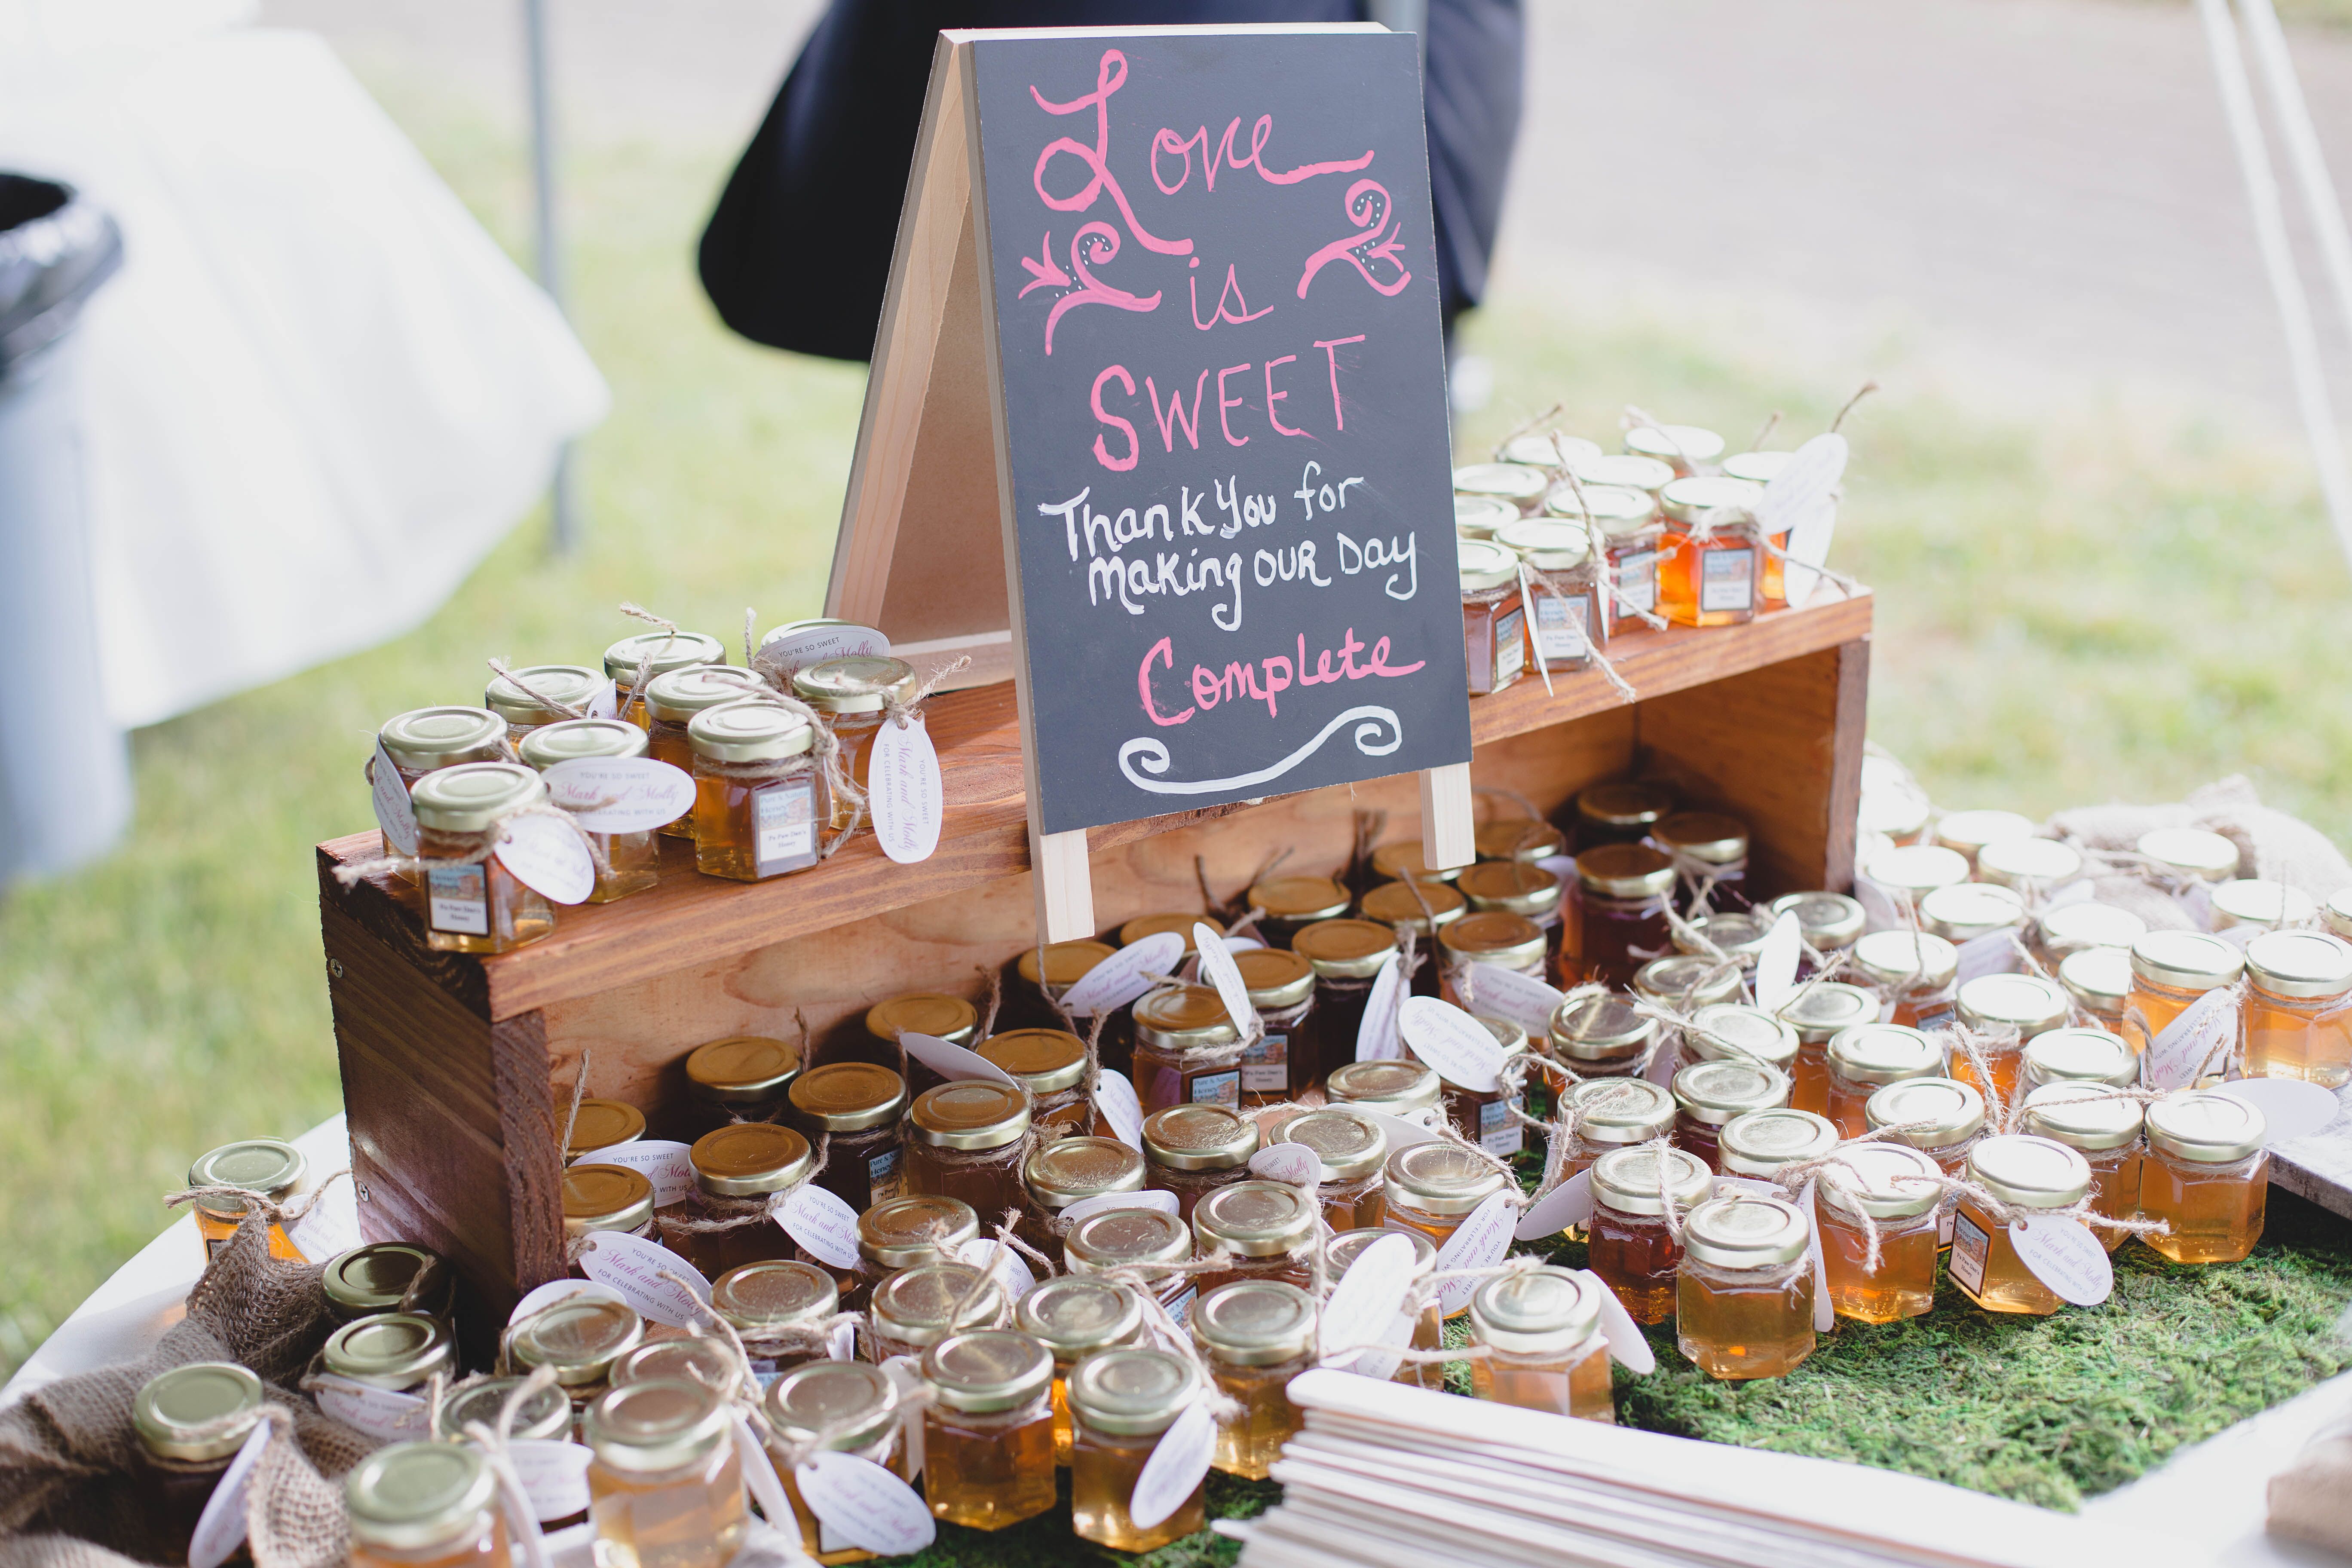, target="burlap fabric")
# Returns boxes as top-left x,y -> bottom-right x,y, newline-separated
2047,775 -> 2352,905
2268,1425 -> 2352,1555
0,1209 -> 370,1568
